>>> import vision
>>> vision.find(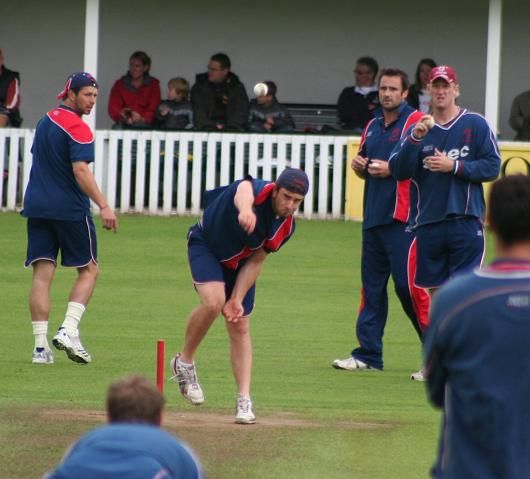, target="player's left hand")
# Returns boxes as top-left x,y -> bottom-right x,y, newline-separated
367,159 -> 391,178
423,148 -> 455,173
222,298 -> 244,323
